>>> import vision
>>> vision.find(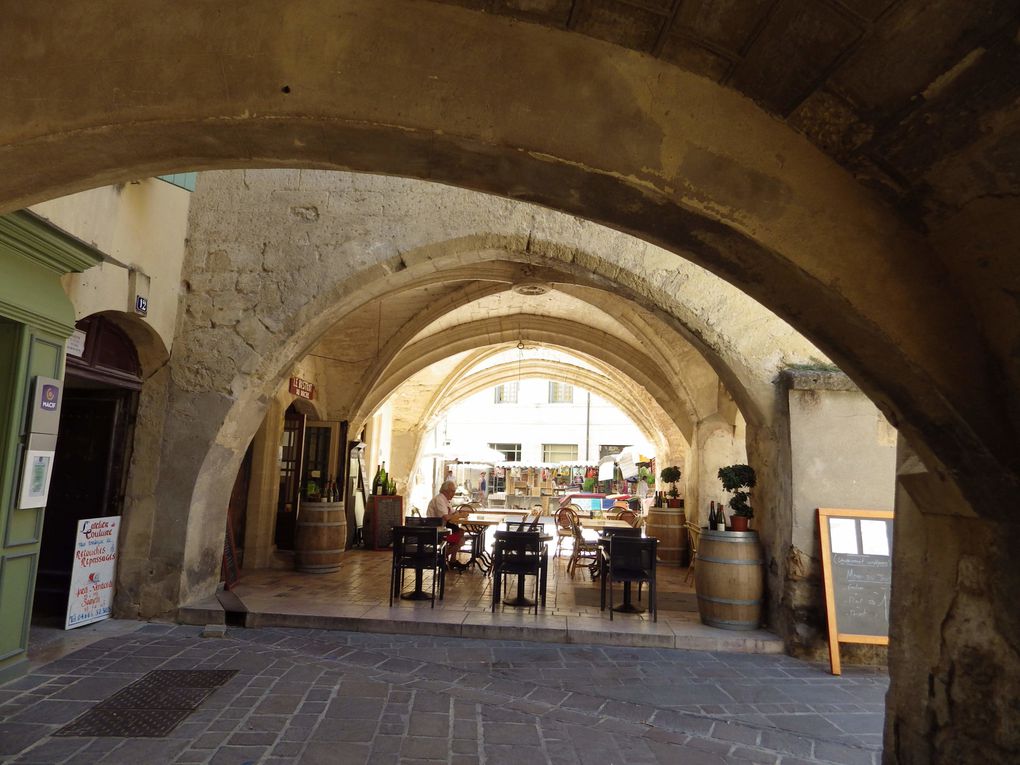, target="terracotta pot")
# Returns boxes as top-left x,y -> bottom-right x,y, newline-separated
666,498 -> 684,508
729,515 -> 749,532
